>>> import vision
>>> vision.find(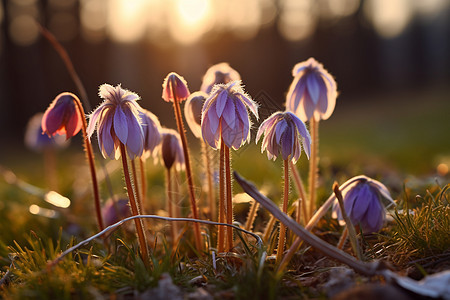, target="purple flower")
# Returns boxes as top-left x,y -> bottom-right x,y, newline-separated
139,109 -> 161,158
102,198 -> 131,226
42,92 -> 83,140
25,113 -> 68,152
332,175 -> 395,233
200,63 -> 241,94
184,91 -> 207,139
162,72 -> 190,103
87,84 -> 144,160
256,111 -> 311,163
286,57 -> 337,122
201,81 -> 259,150
159,128 -> 185,171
